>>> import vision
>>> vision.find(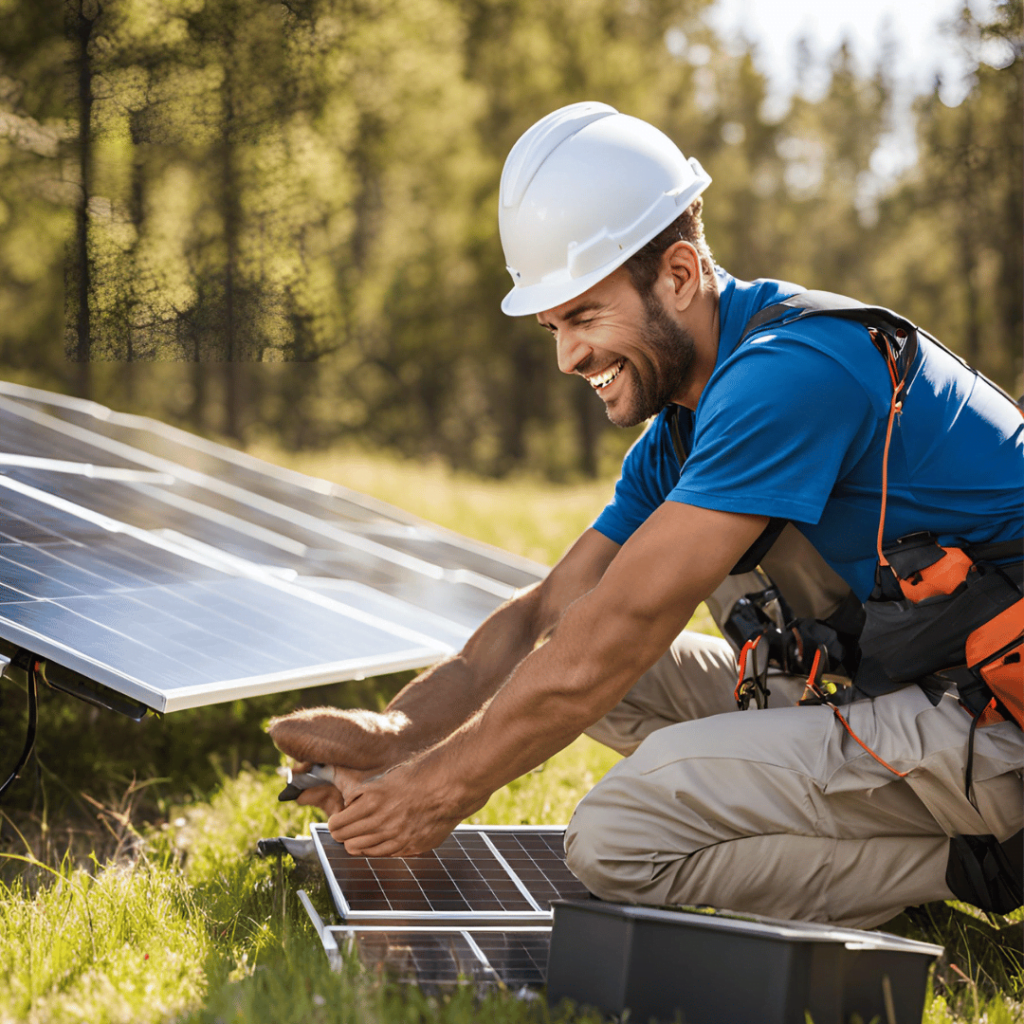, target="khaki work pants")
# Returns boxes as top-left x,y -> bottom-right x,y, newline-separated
572,526 -> 1024,929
